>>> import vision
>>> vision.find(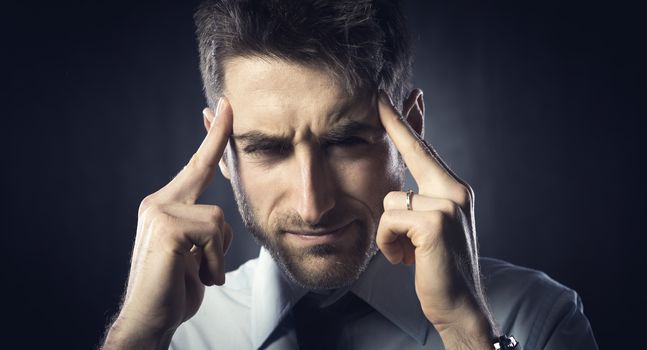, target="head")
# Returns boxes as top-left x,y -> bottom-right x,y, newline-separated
194,0 -> 424,290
